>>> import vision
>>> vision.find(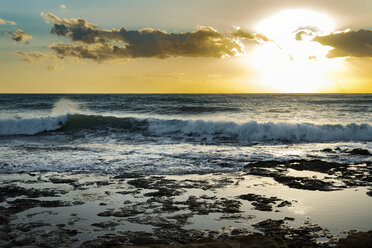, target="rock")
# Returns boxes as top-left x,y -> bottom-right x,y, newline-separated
0,213 -> 10,224
274,175 -> 336,191
144,187 -> 183,197
117,235 -> 288,248
348,149 -> 371,156
92,221 -> 119,229
96,181 -> 110,186
113,173 -> 144,179
238,193 -> 291,212
336,230 -> 372,248
367,189 -> 372,197
218,162 -> 234,168
0,185 -> 66,202
49,178 -> 77,184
